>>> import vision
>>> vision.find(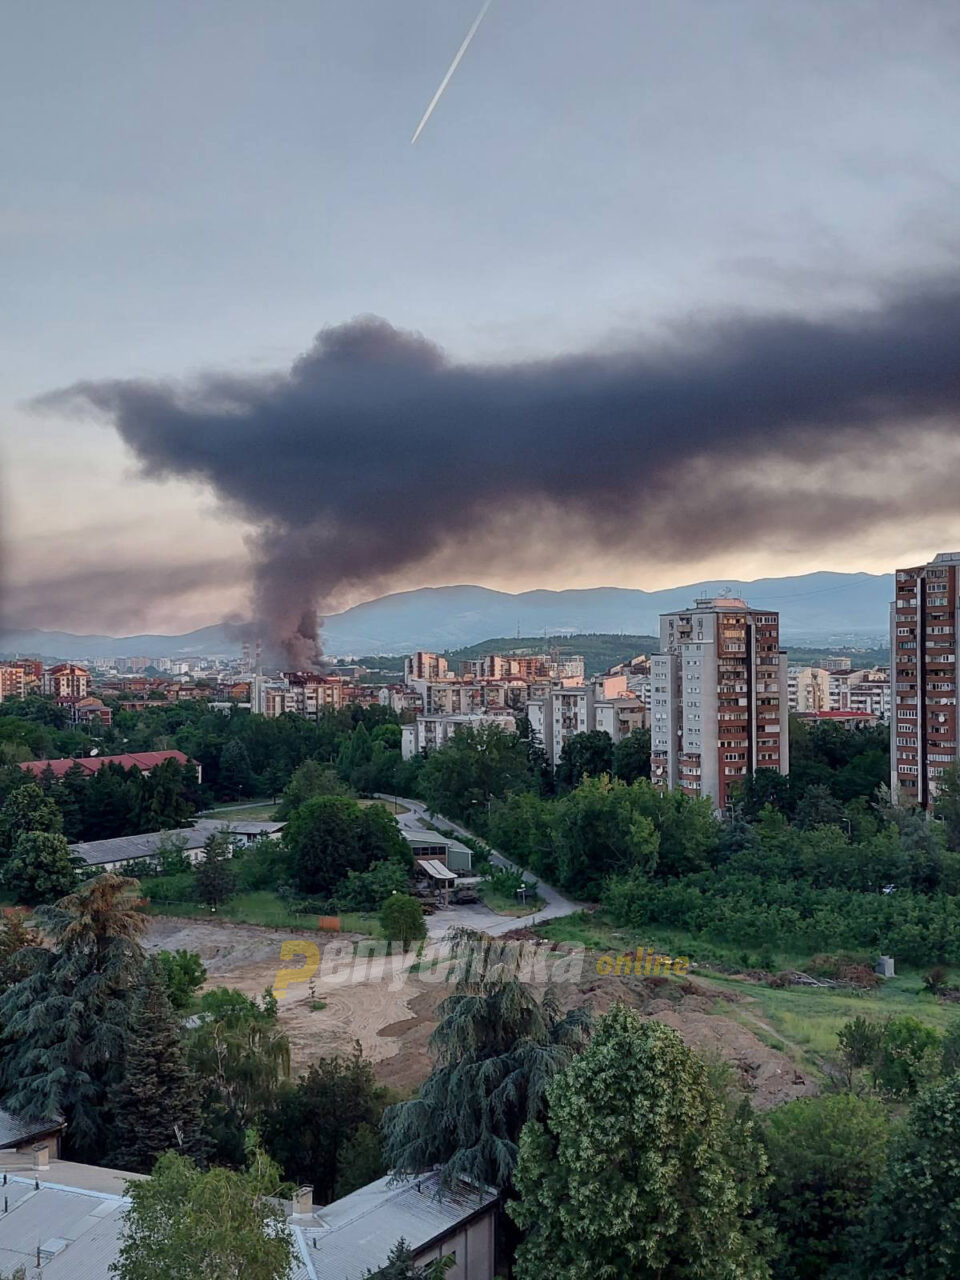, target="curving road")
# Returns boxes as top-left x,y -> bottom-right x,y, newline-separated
374,794 -> 580,938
